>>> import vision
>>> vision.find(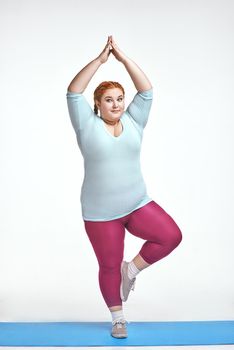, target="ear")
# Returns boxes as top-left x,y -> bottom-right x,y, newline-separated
95,100 -> 101,109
